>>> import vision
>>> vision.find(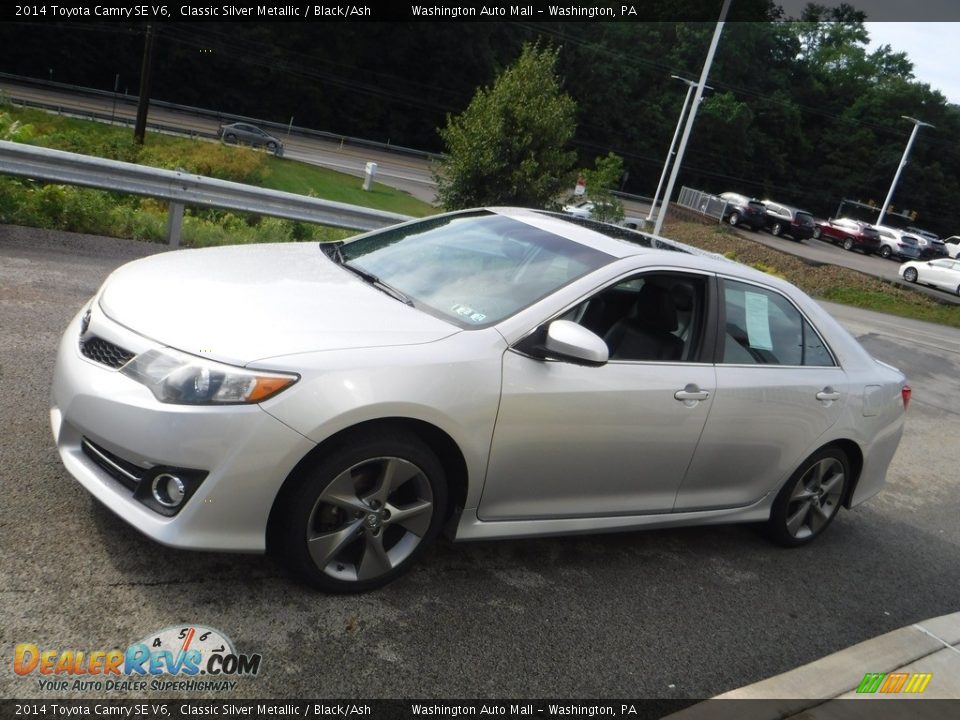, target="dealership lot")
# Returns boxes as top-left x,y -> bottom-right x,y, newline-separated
1,225 -> 959,700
